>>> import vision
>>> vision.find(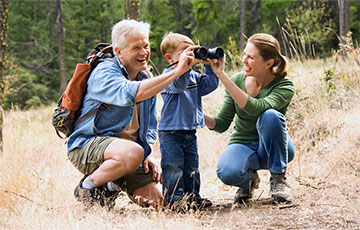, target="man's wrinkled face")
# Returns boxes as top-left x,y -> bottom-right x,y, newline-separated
117,32 -> 150,76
